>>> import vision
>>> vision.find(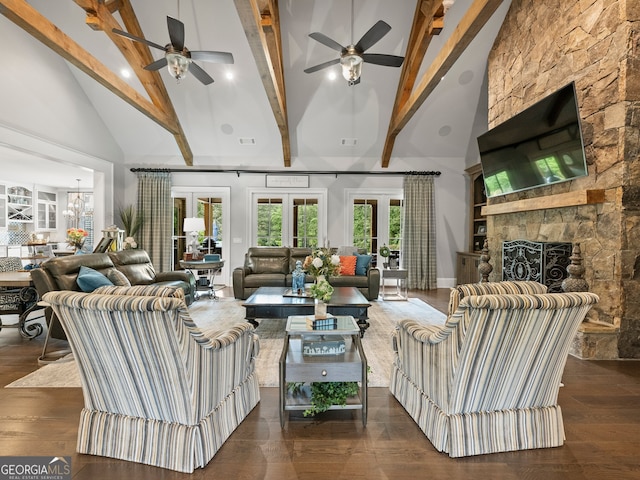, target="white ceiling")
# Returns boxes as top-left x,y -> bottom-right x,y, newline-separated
0,0 -> 511,187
